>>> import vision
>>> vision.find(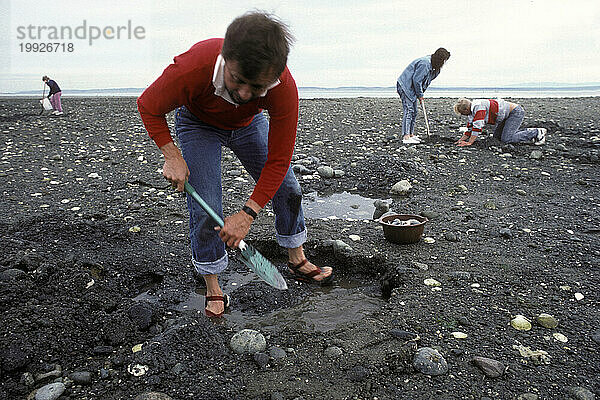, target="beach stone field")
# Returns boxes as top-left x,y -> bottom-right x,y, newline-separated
0,97 -> 599,399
